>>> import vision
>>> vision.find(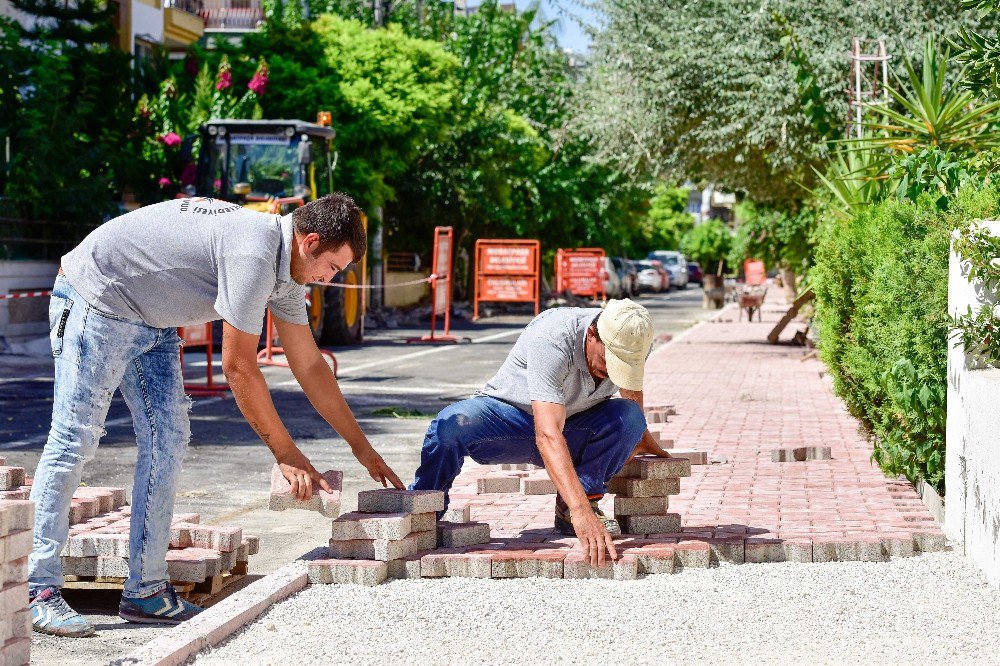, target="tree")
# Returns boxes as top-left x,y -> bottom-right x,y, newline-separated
1,0 -> 136,224
638,185 -> 694,254
580,0 -> 990,210
681,219 -> 733,275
